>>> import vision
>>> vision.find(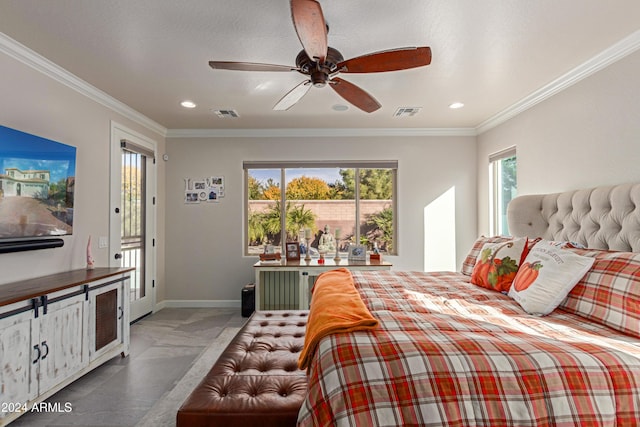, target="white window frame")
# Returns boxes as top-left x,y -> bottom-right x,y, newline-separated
489,147 -> 517,236
243,160 -> 398,256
